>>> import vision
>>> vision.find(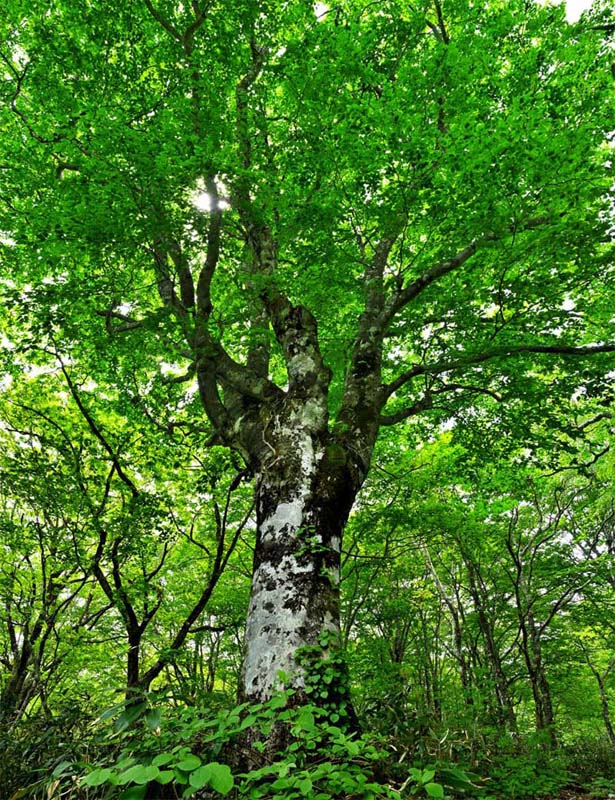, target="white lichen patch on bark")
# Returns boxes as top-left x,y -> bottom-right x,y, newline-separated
243,398 -> 338,699
243,556 -> 314,695
296,398 -> 327,430
260,499 -> 304,543
240,378 -> 352,701
287,351 -> 316,380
